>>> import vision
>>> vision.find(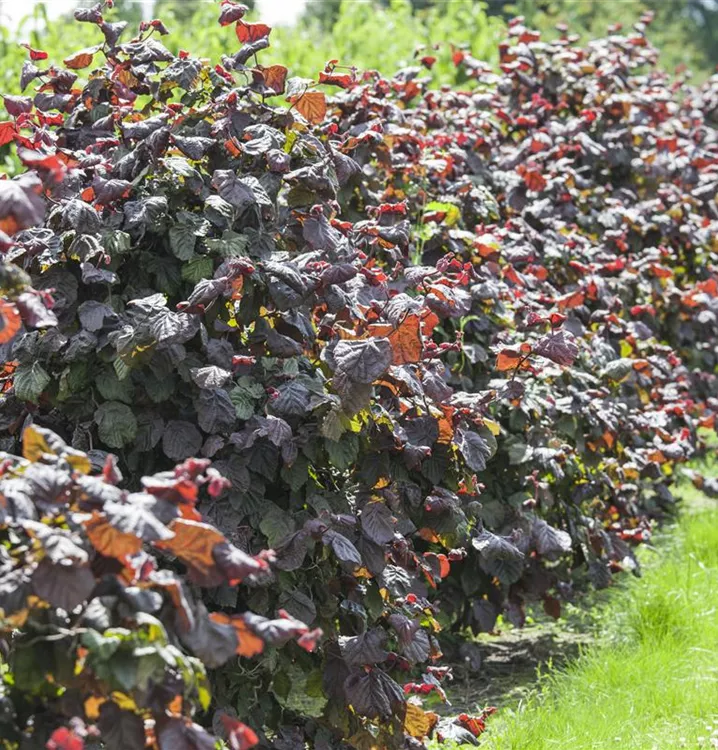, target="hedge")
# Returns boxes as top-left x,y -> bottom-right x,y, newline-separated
0,2 -> 716,748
